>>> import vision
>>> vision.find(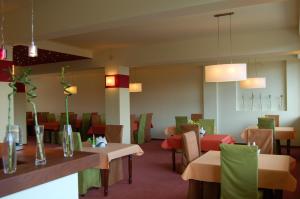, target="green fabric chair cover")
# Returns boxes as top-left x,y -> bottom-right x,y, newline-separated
257,117 -> 278,154
47,113 -> 56,122
135,114 -> 147,144
197,119 -> 214,134
81,113 -> 91,141
220,144 -> 262,199
175,116 -> 188,133
73,132 -> 101,195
